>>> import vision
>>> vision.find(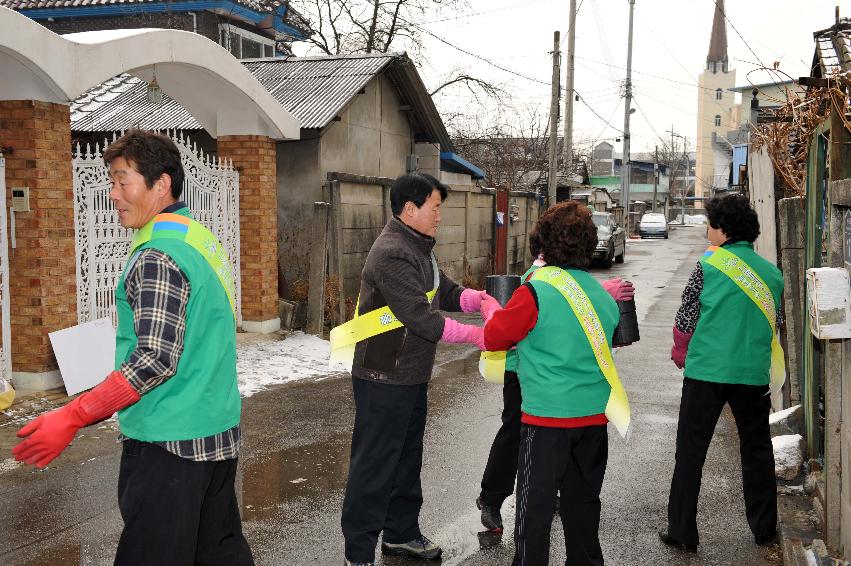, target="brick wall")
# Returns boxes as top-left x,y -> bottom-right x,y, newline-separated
217,136 -> 278,322
0,101 -> 77,373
